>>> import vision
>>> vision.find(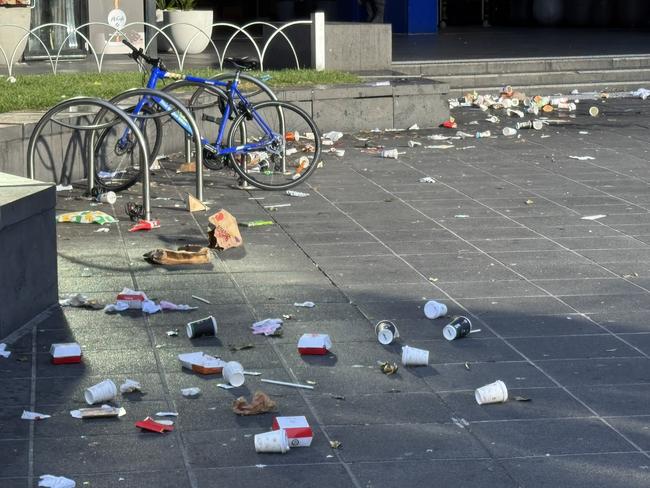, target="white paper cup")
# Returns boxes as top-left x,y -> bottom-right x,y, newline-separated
401,345 -> 429,366
502,127 -> 517,136
424,300 -> 447,319
222,361 -> 245,387
85,379 -> 117,405
532,120 -> 544,130
98,191 -> 117,204
589,106 -> 599,117
254,429 -> 290,453
475,380 -> 508,405
375,320 -> 399,345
